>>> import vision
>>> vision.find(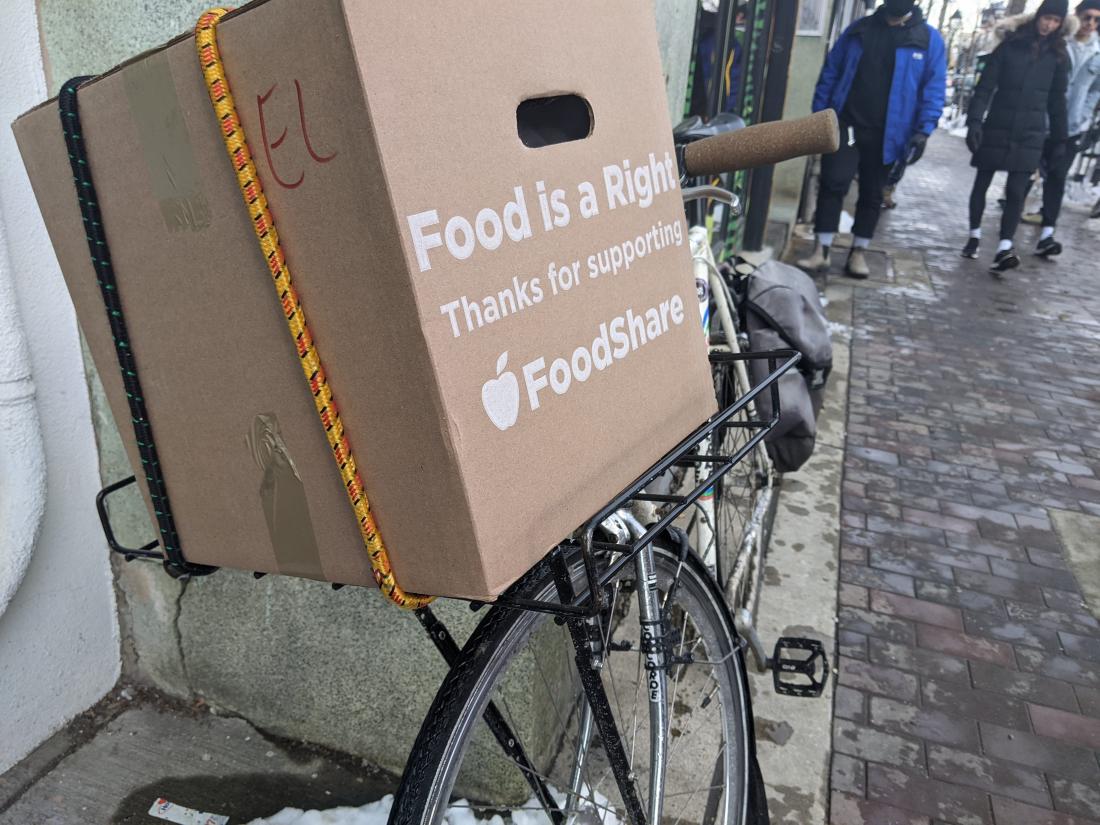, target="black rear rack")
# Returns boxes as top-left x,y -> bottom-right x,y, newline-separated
494,348 -> 798,618
95,349 -> 798,602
